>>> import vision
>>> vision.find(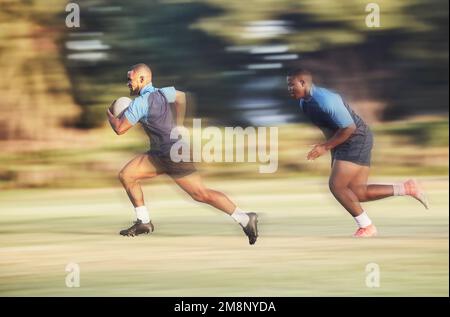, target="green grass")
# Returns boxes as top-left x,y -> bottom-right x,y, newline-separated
0,177 -> 448,296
